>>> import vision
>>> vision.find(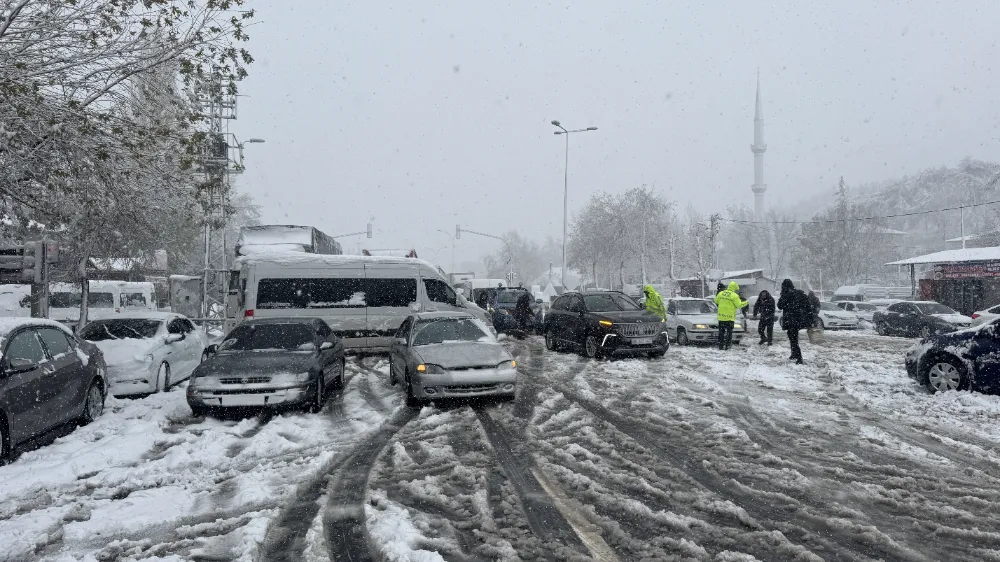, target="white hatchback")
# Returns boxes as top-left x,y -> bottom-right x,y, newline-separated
971,304 -> 1000,327
79,312 -> 206,396
817,302 -> 861,329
